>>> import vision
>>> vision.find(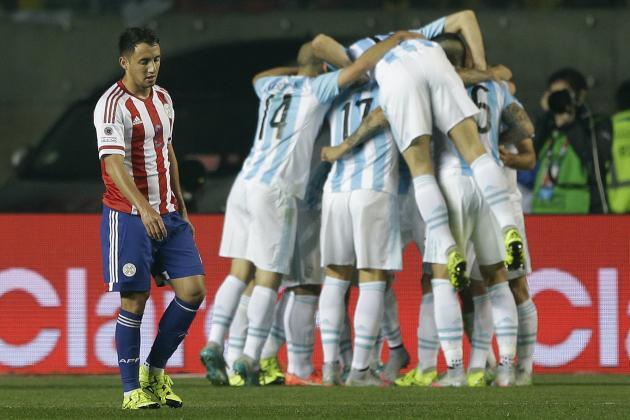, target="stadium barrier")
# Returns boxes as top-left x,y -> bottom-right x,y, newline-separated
0,214 -> 628,374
